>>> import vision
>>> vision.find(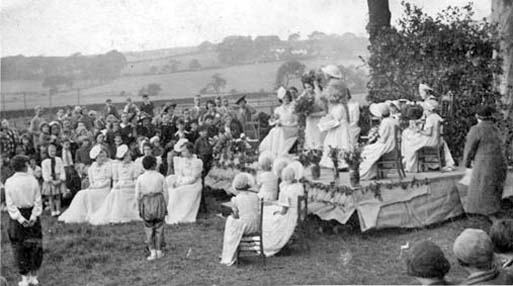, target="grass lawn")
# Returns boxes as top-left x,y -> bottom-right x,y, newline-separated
0,199 -> 495,285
